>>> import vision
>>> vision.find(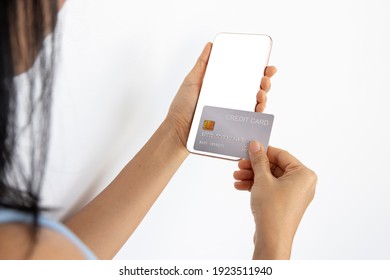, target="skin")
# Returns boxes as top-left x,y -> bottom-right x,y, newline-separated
63,46 -> 278,259
234,142 -> 317,259
1,0 -> 316,260
0,224 -> 85,260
